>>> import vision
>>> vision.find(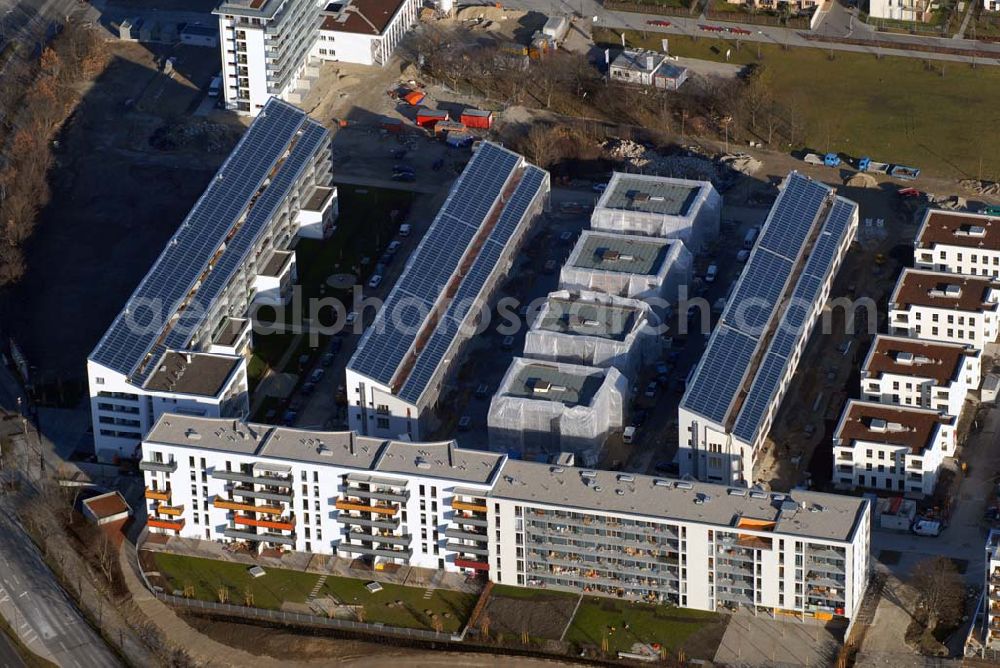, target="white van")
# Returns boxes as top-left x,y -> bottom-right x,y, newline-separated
623,426 -> 636,444
912,519 -> 941,537
398,224 -> 411,237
